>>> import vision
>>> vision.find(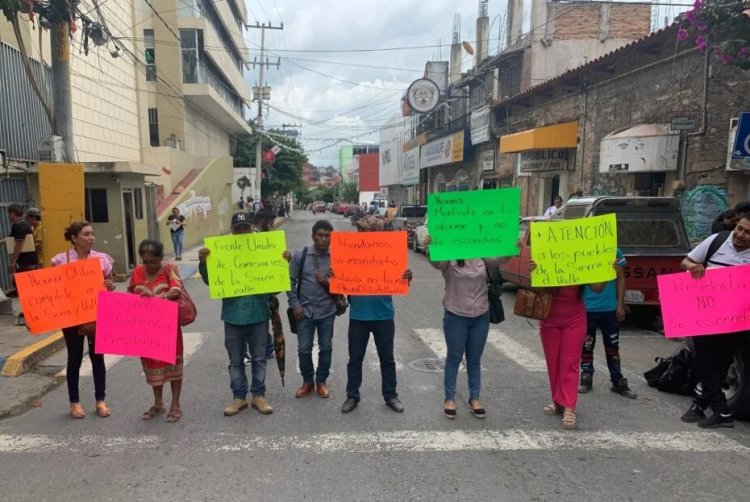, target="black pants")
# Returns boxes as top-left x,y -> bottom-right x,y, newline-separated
63,327 -> 106,403
346,319 -> 397,401
693,334 -> 739,414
